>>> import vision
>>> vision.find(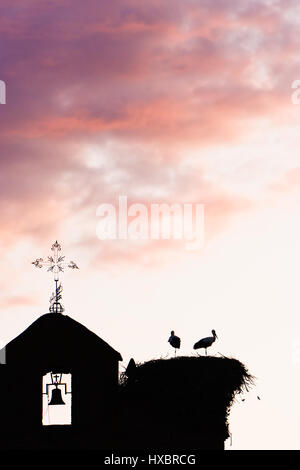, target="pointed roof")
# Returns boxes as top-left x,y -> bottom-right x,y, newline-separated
3,313 -> 122,369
